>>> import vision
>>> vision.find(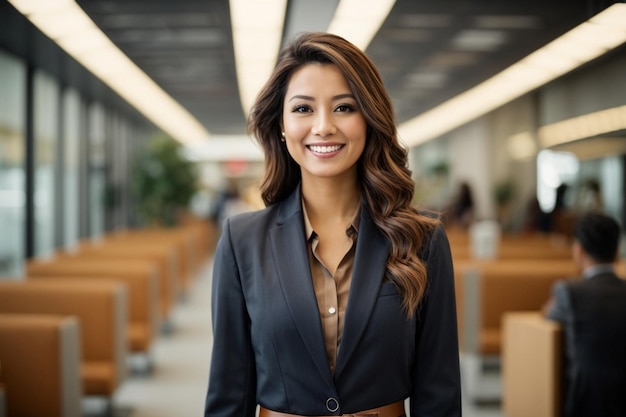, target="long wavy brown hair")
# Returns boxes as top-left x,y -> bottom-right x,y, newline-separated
248,32 -> 439,317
